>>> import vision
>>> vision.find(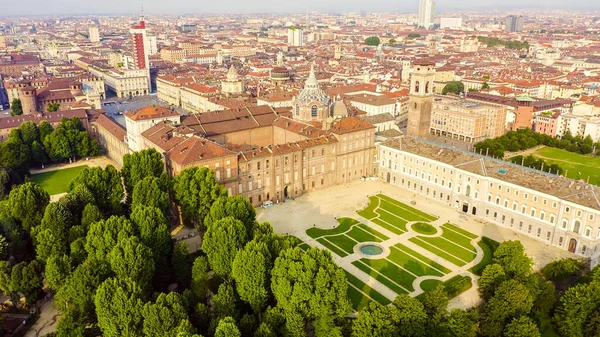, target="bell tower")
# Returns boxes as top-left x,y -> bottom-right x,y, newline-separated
407,60 -> 435,138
